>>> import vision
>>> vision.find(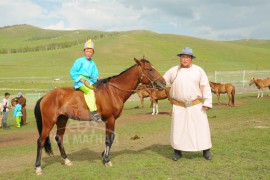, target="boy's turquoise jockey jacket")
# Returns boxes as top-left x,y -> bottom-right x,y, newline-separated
70,56 -> 99,88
